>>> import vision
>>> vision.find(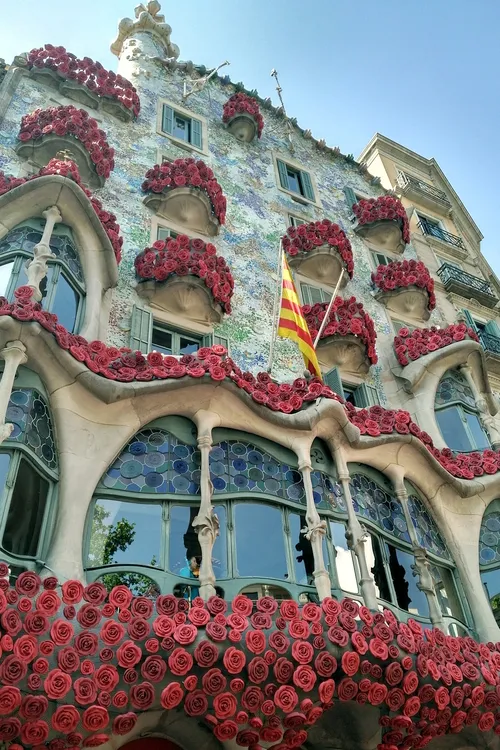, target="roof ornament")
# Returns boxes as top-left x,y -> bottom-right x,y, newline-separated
270,68 -> 294,153
182,60 -> 230,101
111,1 -> 180,59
